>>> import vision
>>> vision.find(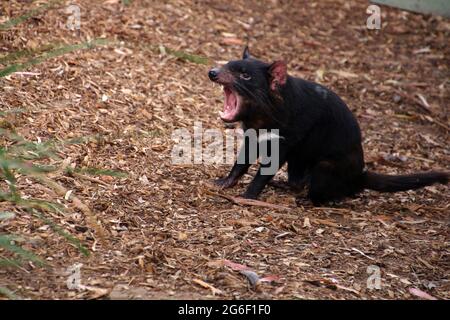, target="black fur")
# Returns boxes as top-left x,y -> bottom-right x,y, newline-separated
209,48 -> 449,205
